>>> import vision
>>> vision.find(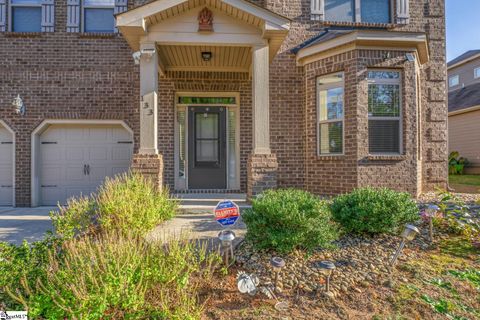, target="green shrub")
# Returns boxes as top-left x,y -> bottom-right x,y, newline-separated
331,187 -> 419,234
449,151 -> 469,175
5,233 -> 219,319
242,189 -> 339,253
51,172 -> 177,238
